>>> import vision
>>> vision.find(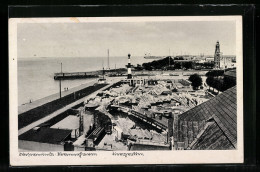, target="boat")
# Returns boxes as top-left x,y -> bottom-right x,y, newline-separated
144,53 -> 164,59
144,56 -> 164,59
